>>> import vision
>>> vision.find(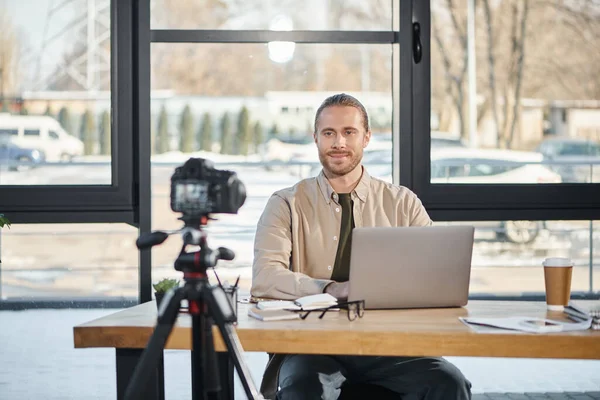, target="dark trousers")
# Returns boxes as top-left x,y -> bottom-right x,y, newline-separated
276,355 -> 471,400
